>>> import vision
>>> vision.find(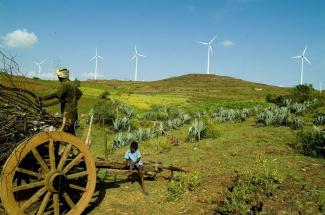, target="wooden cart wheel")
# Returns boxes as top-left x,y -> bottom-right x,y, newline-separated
0,131 -> 96,215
